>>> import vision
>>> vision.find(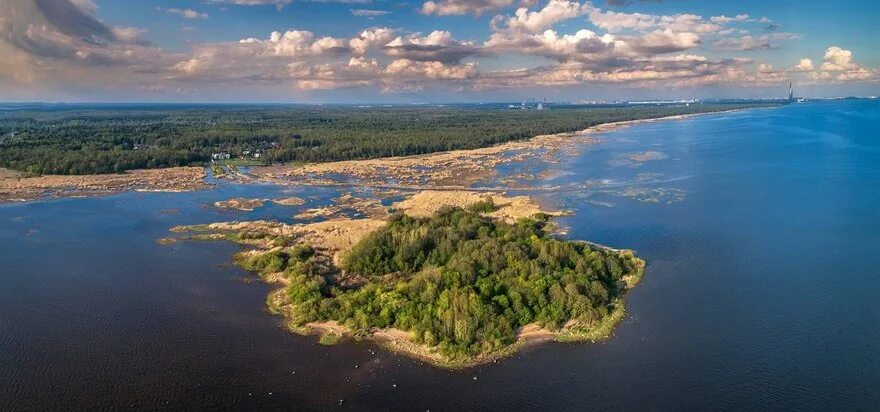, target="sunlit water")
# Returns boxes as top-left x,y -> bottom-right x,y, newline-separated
2,100 -> 879,410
